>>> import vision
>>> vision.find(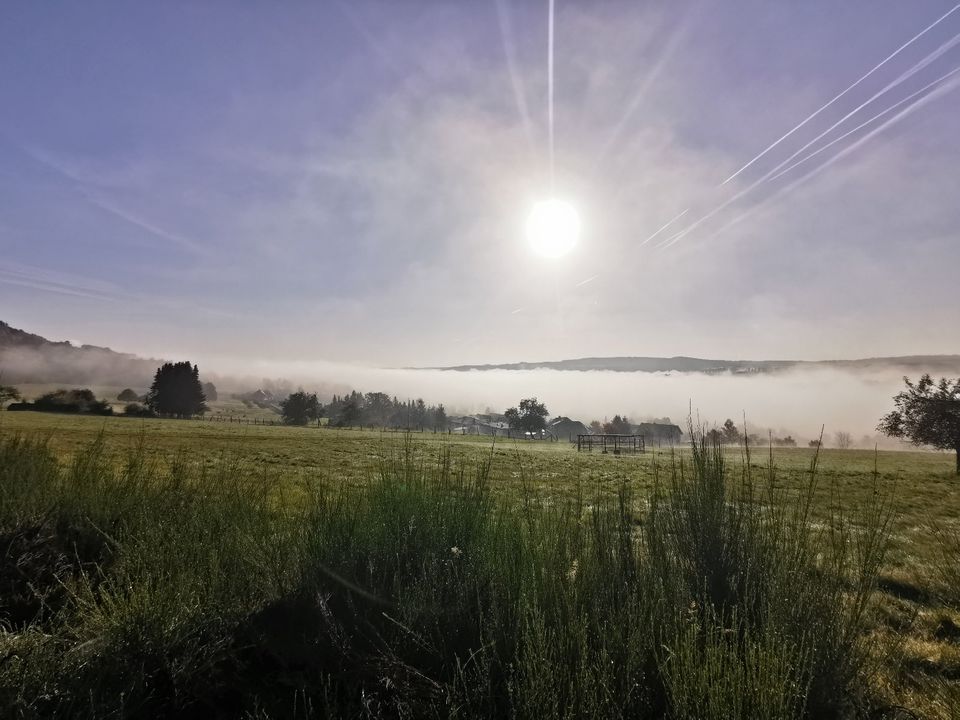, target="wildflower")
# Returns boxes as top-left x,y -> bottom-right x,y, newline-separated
450,546 -> 462,558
